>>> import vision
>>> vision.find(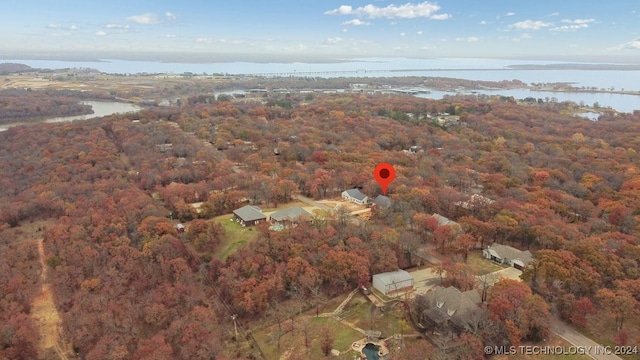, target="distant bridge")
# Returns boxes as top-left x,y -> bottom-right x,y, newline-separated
248,69 -> 390,77
242,68 -> 503,78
